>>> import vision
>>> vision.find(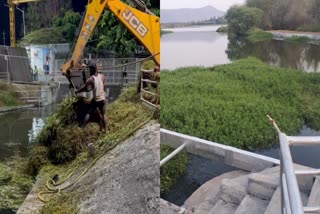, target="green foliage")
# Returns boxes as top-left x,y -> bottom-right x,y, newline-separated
0,160 -> 33,211
40,193 -> 78,214
284,36 -> 310,43
25,0 -> 72,33
161,58 -> 320,150
0,82 -> 20,107
20,28 -> 66,45
34,97 -> 101,164
26,146 -> 49,176
53,11 -> 82,43
89,0 -> 157,56
216,26 -> 228,33
29,88 -> 152,175
141,60 -> 156,70
160,145 -> 188,194
247,29 -> 273,42
160,30 -> 174,35
225,6 -> 263,36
